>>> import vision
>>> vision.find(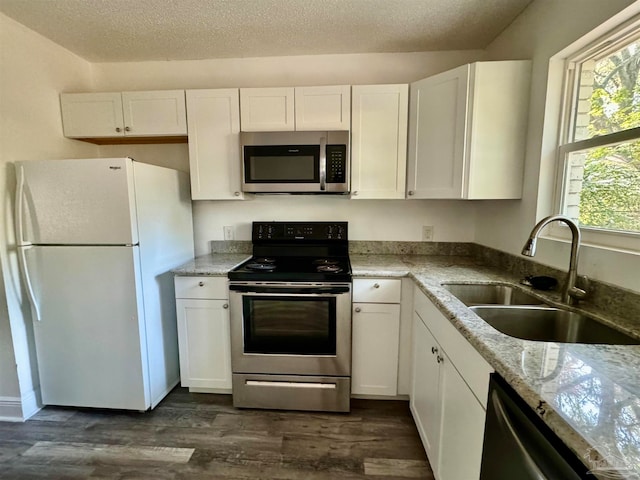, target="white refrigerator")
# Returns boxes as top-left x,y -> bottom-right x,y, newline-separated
15,157 -> 194,411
